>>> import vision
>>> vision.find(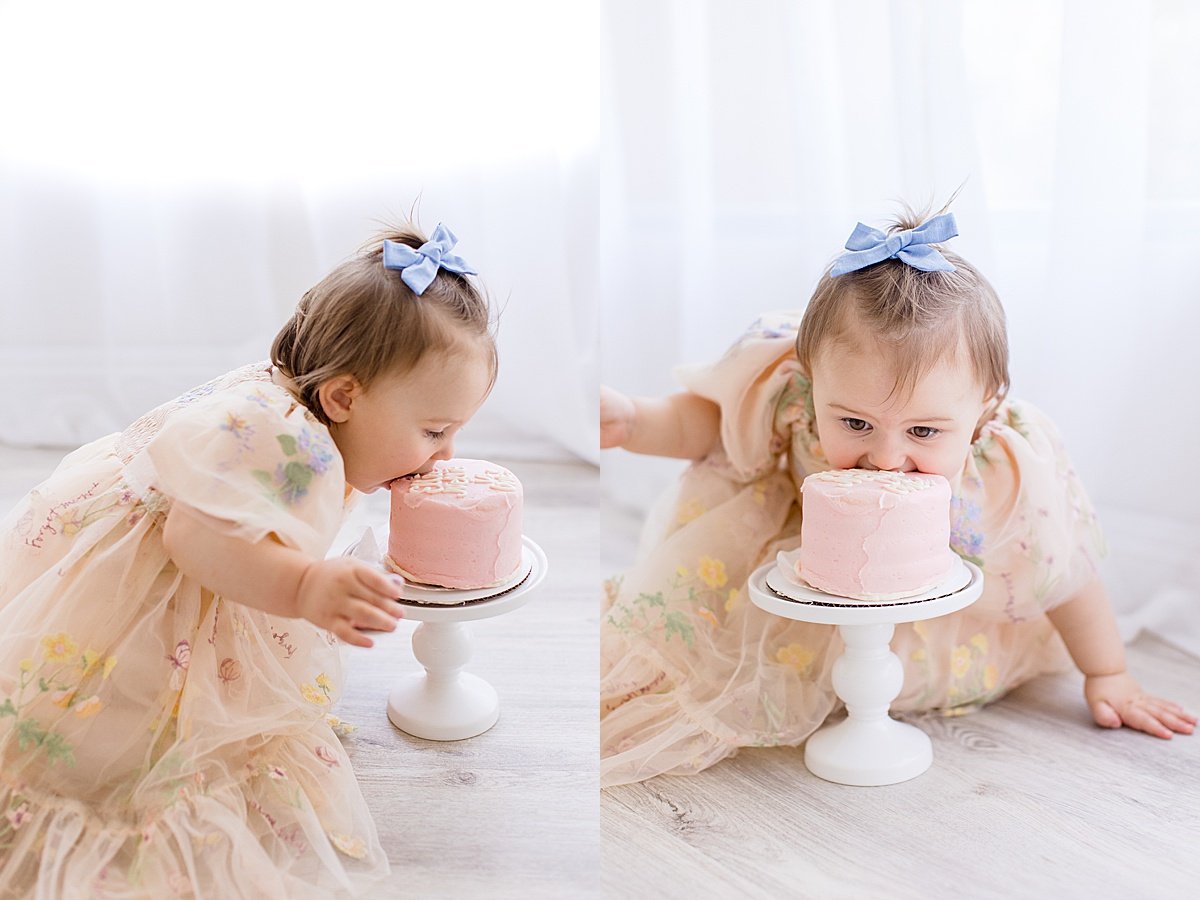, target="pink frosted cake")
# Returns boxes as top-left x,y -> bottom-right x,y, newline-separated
387,459 -> 524,592
796,469 -> 958,601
